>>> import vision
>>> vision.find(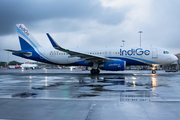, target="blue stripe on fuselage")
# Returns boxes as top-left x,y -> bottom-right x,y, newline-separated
122,56 -> 157,64
12,50 -> 55,65
109,57 -> 157,65
13,50 -> 93,66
